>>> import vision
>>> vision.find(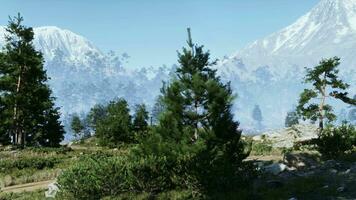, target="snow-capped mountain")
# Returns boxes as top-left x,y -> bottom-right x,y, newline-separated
218,0 -> 356,130
0,0 -> 355,135
0,26 -> 172,138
